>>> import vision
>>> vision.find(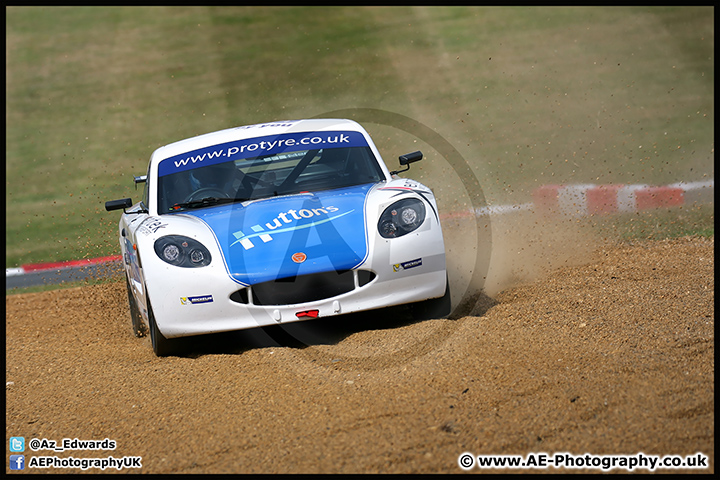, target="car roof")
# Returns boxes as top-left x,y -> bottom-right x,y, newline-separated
150,118 -> 368,163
